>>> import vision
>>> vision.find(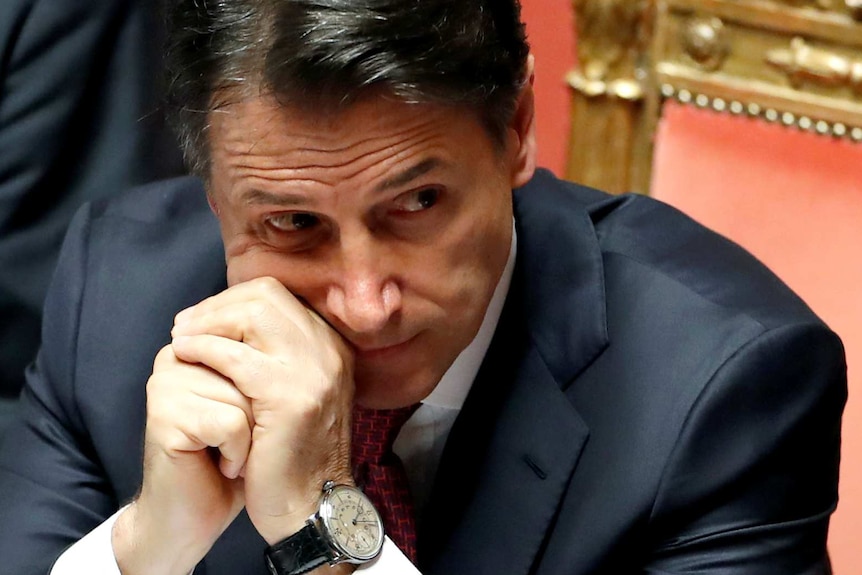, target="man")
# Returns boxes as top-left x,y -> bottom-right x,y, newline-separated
0,1 -> 847,574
